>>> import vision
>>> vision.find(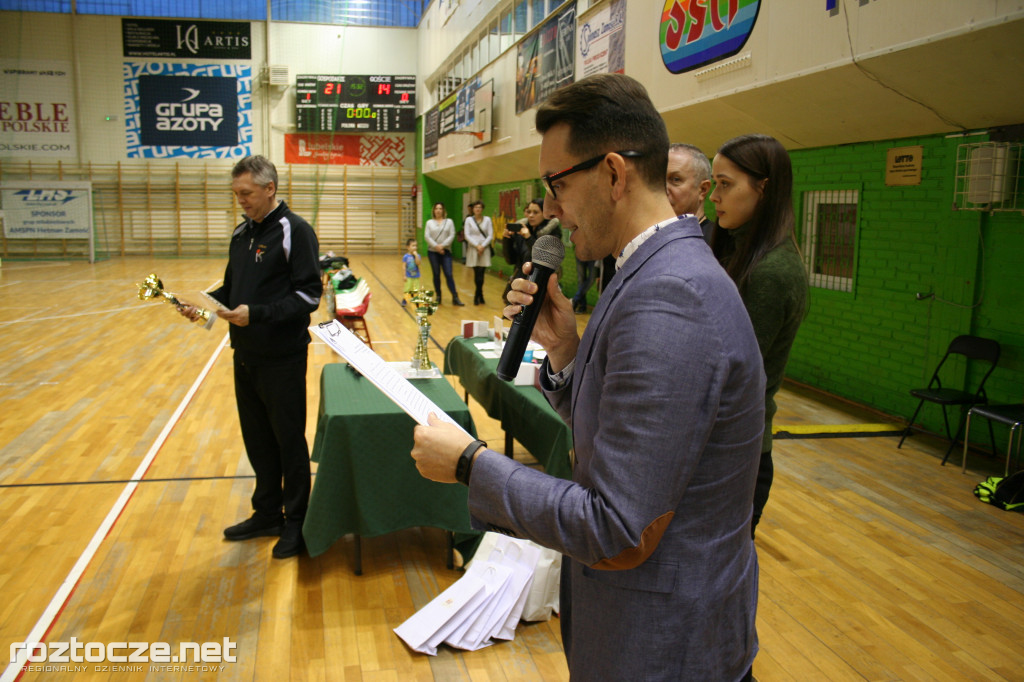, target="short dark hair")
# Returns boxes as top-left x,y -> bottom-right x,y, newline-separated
232,155 -> 278,190
710,134 -> 796,292
468,200 -> 484,210
406,238 -> 417,246
535,73 -> 669,190
669,143 -> 712,184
